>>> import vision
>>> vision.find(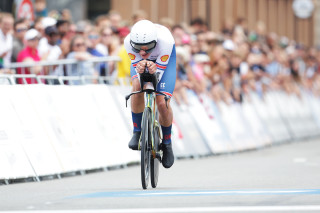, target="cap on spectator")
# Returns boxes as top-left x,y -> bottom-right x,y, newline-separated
24,29 -> 40,41
222,39 -> 235,51
42,17 -> 57,29
45,26 -> 59,35
118,27 -> 130,38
